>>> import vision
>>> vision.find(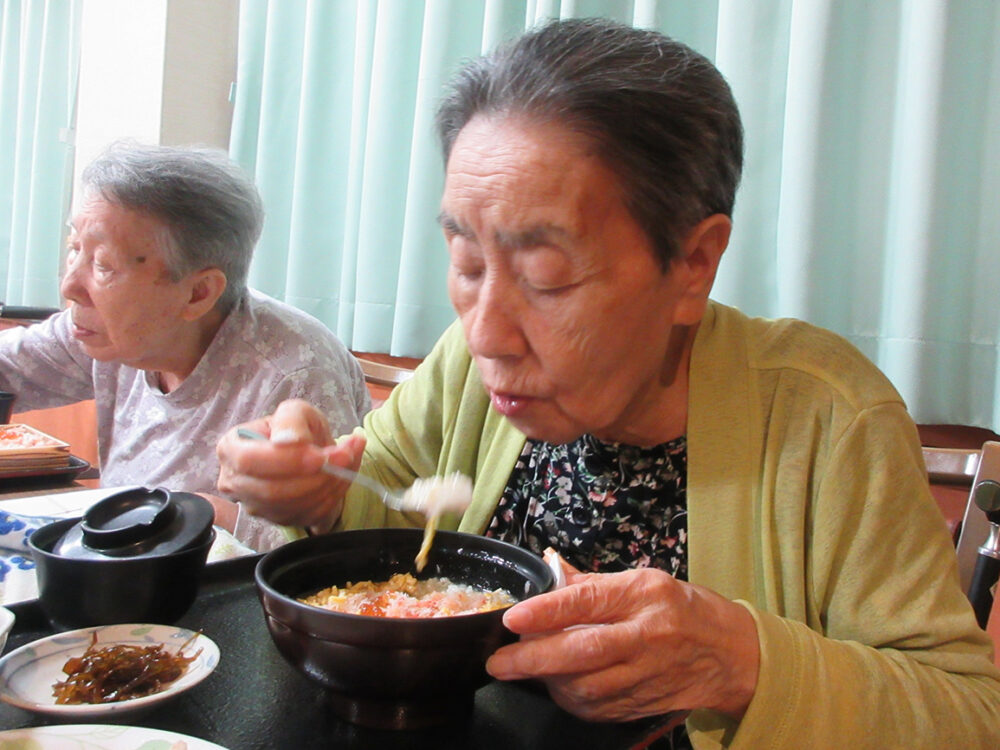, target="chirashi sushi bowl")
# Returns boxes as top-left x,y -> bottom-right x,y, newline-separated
254,528 -> 553,729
